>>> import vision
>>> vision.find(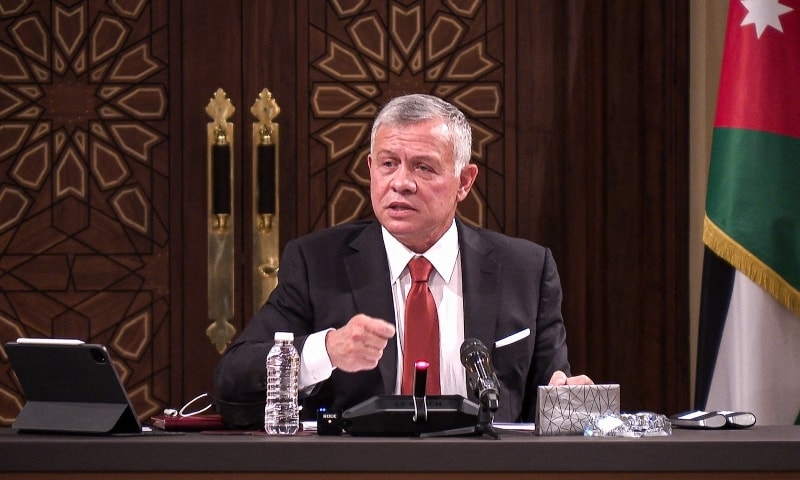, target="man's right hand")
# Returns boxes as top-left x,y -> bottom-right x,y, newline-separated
325,314 -> 396,372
